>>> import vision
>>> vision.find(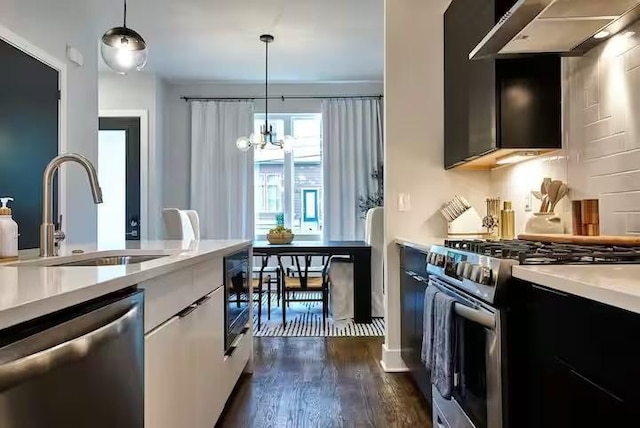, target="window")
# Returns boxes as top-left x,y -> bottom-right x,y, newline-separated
254,113 -> 323,238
